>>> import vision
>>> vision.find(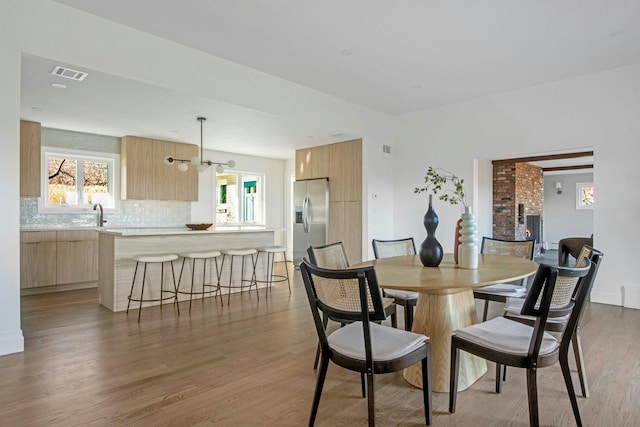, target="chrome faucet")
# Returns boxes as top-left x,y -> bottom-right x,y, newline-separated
93,203 -> 106,227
